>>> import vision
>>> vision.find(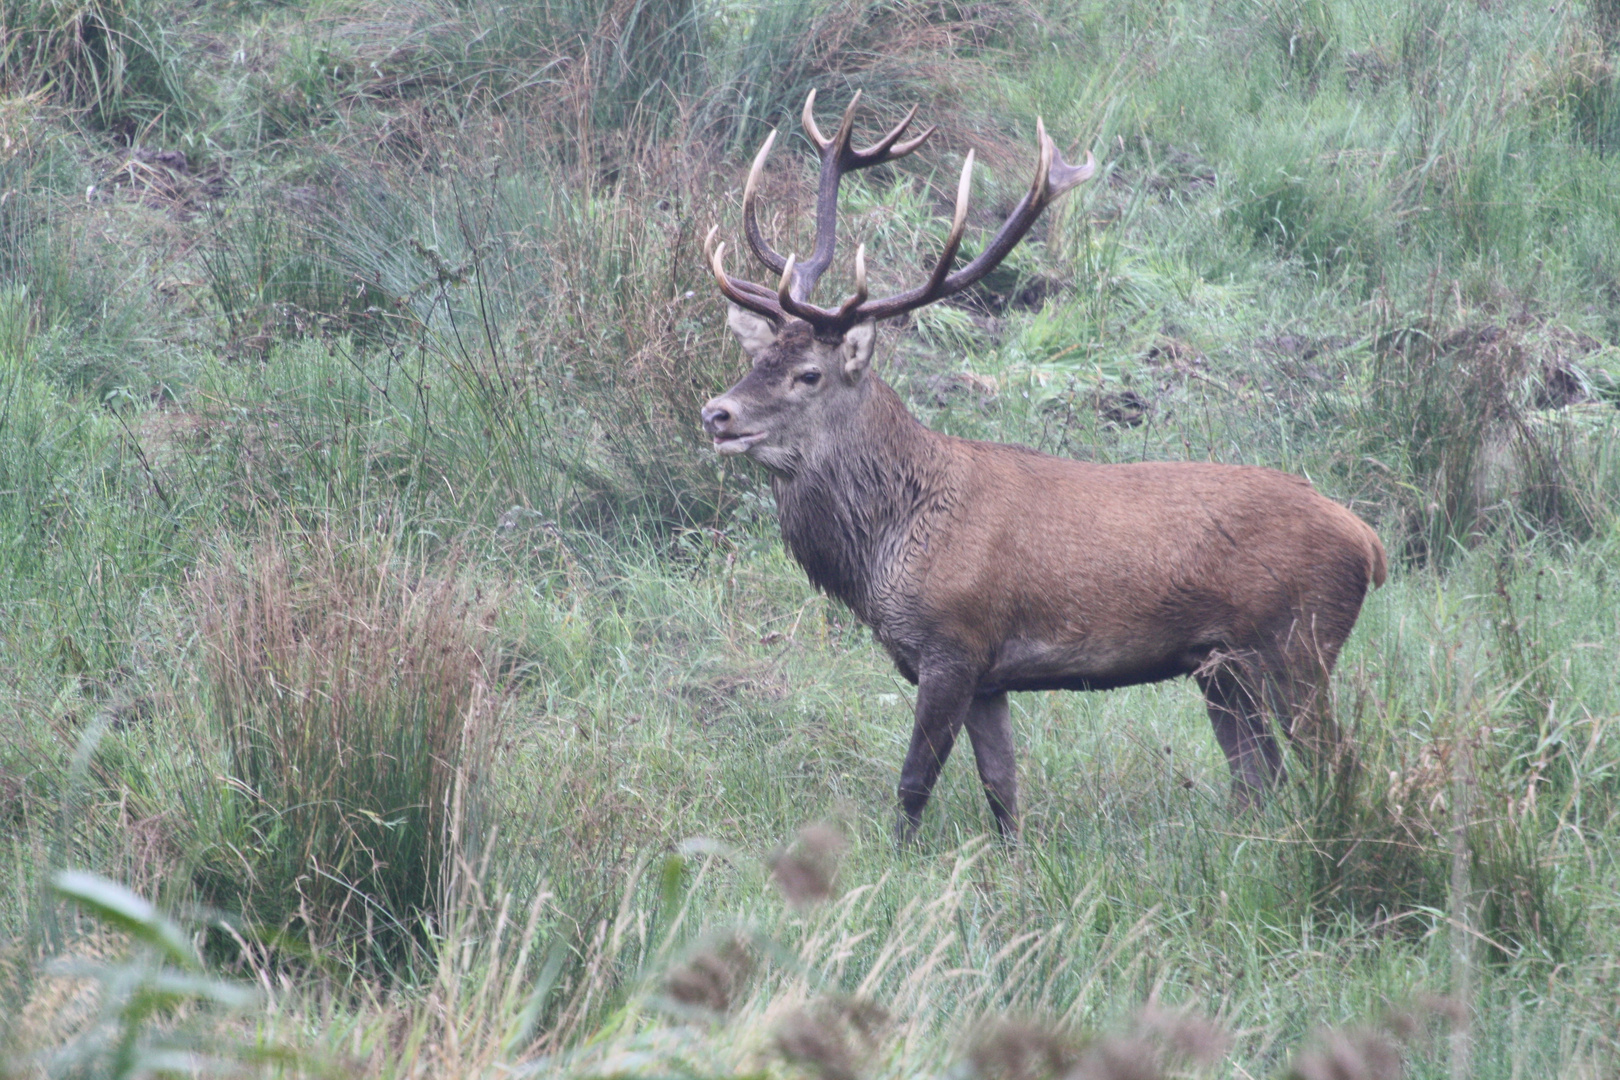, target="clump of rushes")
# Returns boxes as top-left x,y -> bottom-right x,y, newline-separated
189,527 -> 504,964
0,0 -> 190,132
